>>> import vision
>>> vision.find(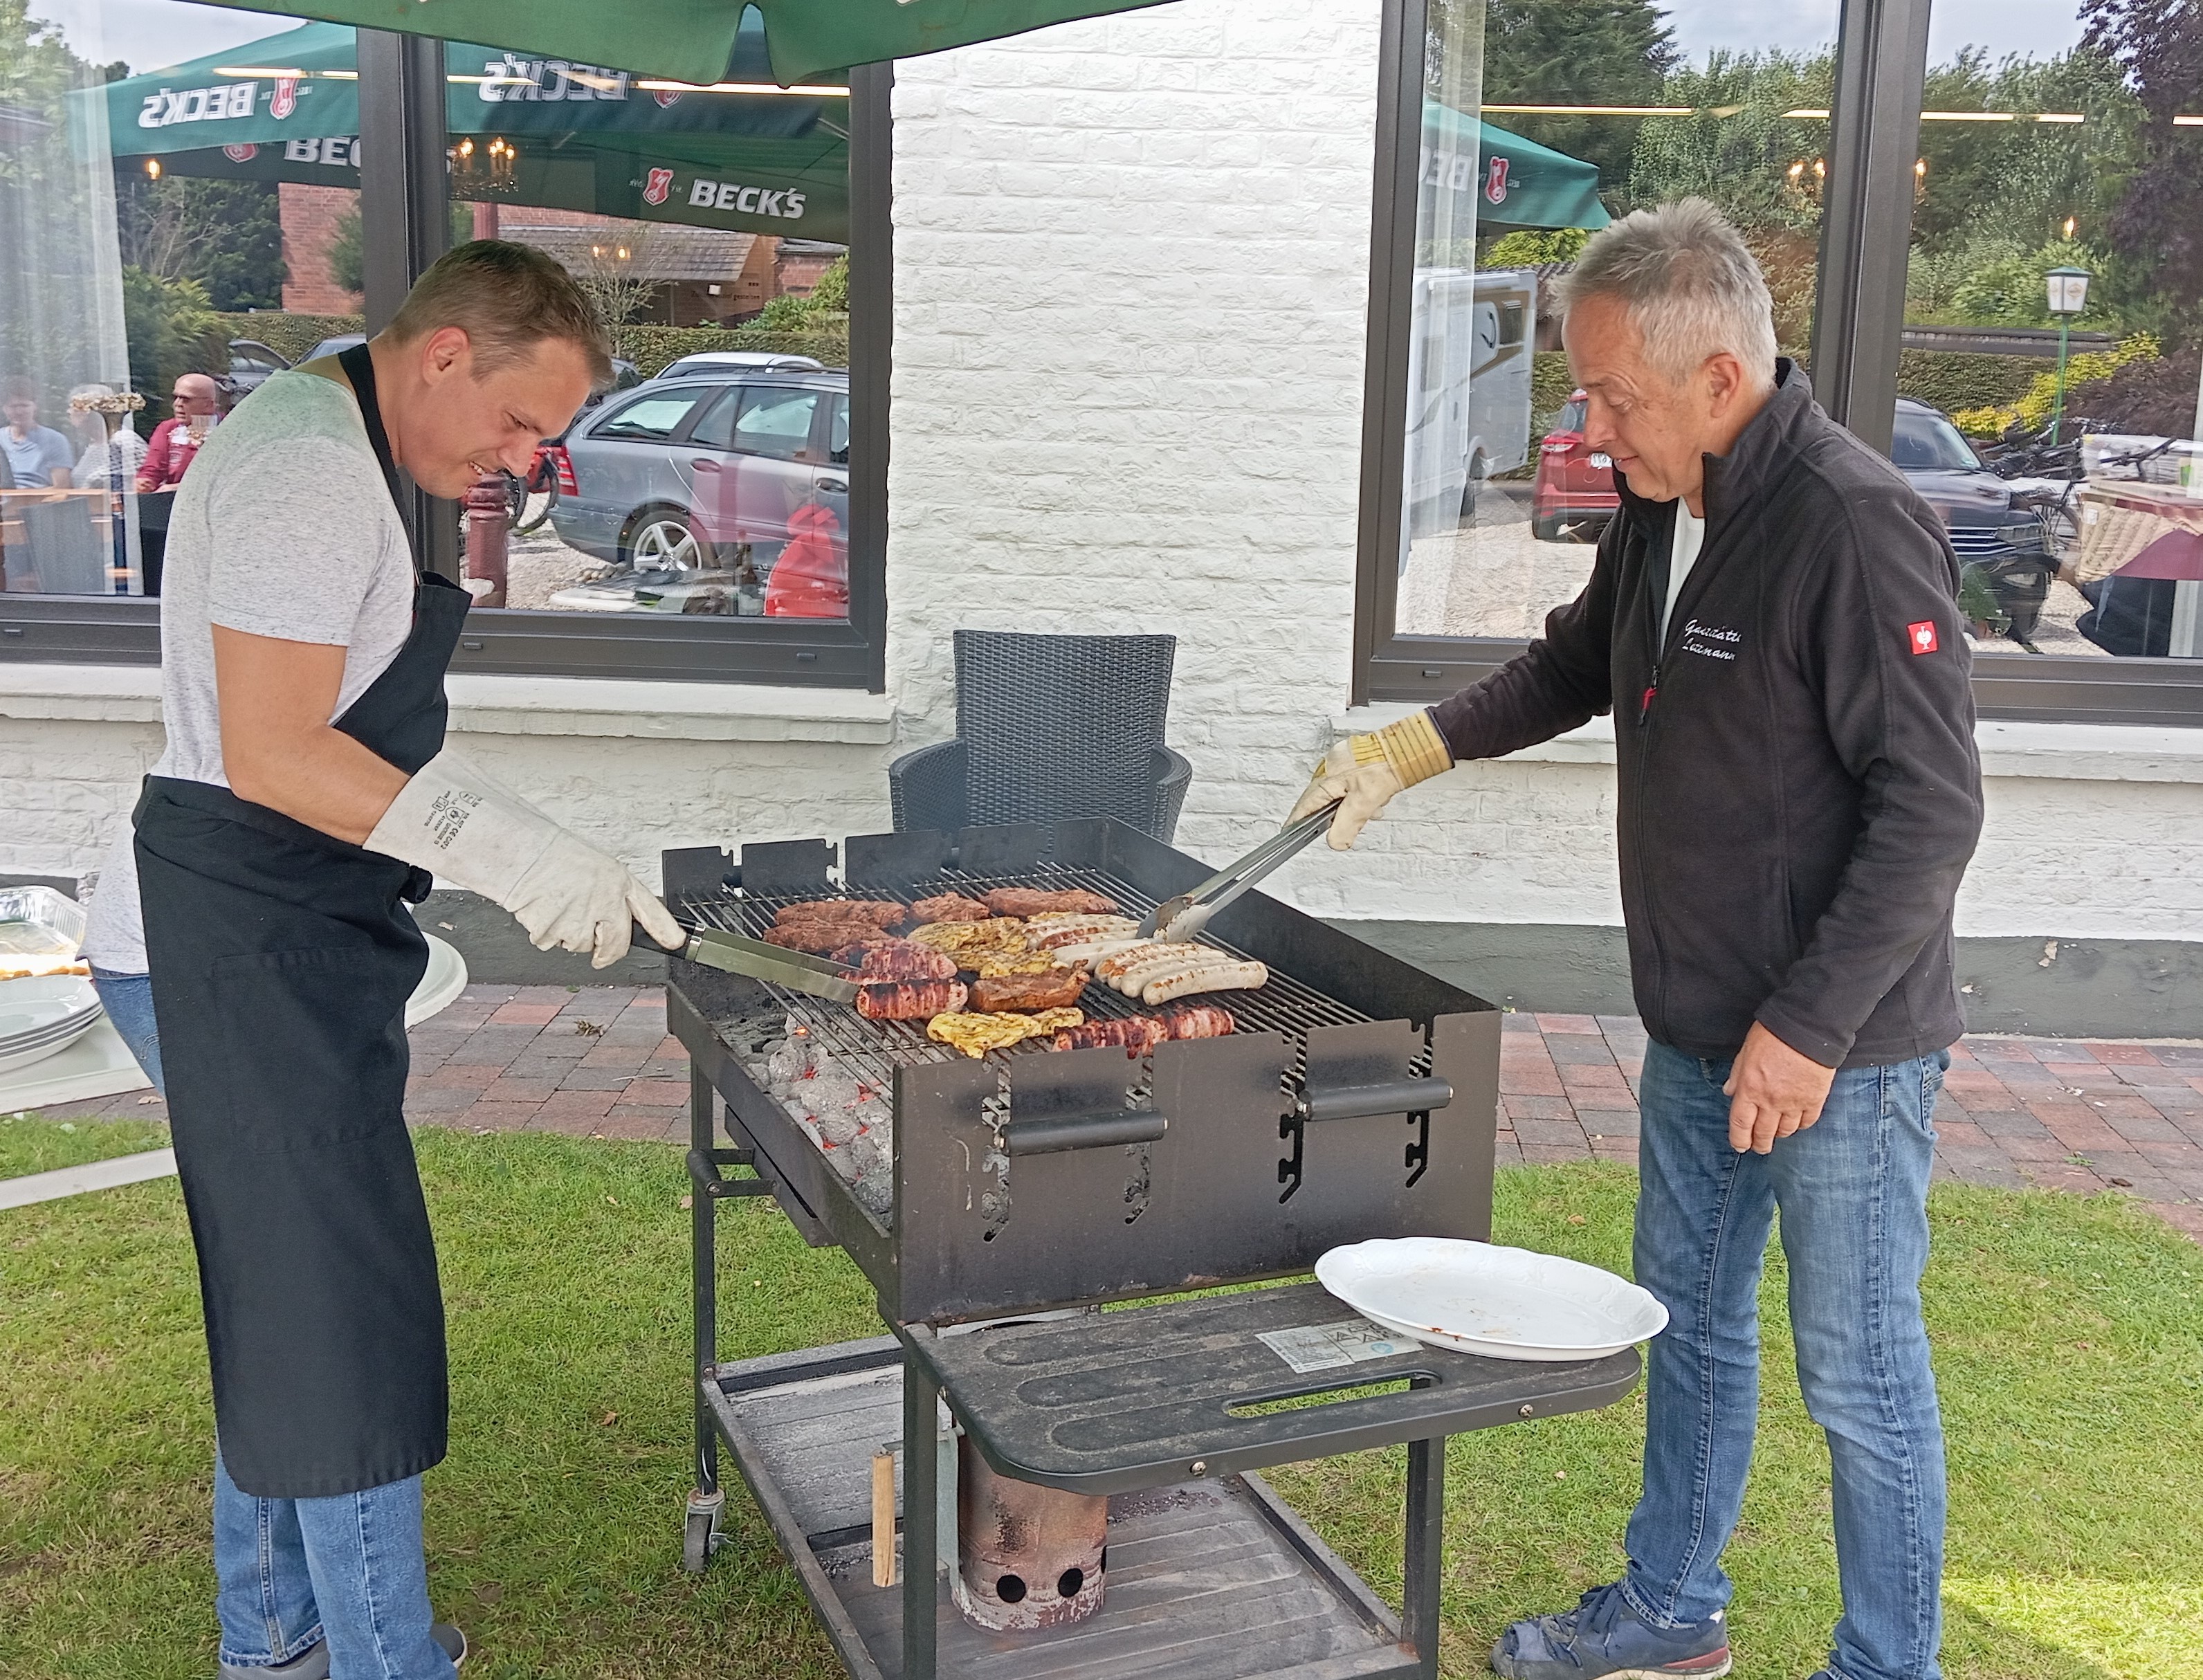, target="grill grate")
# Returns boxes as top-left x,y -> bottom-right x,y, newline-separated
675,861 -> 1373,1091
